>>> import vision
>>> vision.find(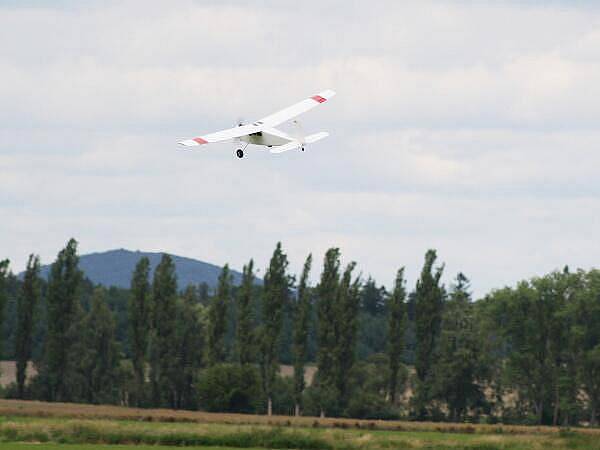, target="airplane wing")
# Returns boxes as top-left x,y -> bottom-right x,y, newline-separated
178,89 -> 335,147
178,123 -> 261,147
258,89 -> 336,128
